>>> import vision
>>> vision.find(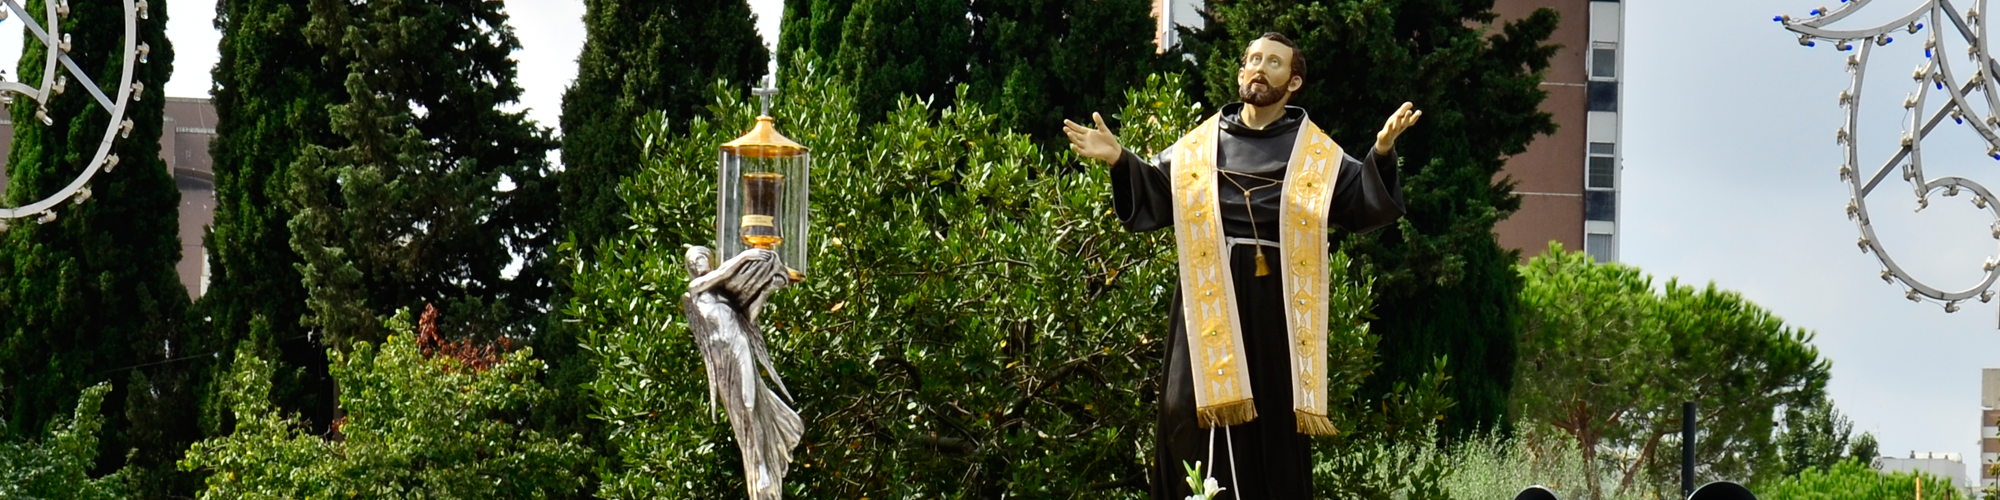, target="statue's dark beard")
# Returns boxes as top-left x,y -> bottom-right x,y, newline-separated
1239,78 -> 1288,107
